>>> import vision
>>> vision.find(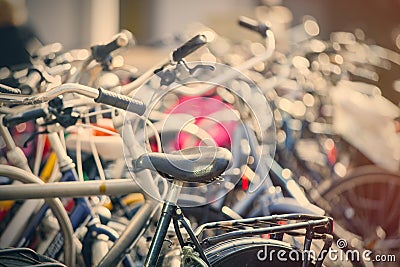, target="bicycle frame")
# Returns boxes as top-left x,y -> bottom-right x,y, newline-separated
0,120 -> 41,249
0,142 -> 160,267
0,165 -> 75,267
0,119 -> 145,266
0,128 -> 91,262
0,172 -> 213,266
